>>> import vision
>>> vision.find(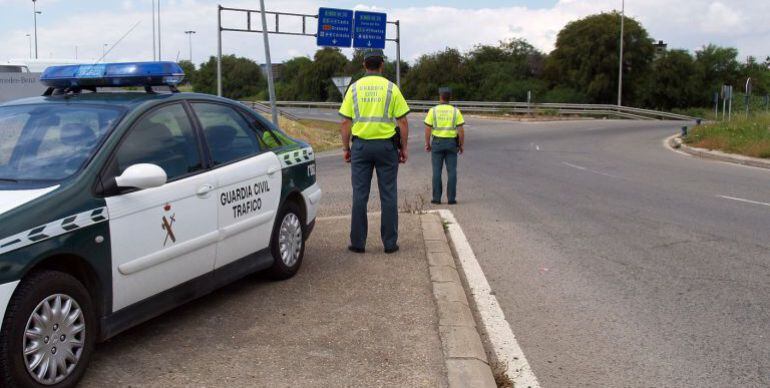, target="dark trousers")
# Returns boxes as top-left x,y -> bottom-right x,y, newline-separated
350,138 -> 399,250
431,138 -> 459,202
